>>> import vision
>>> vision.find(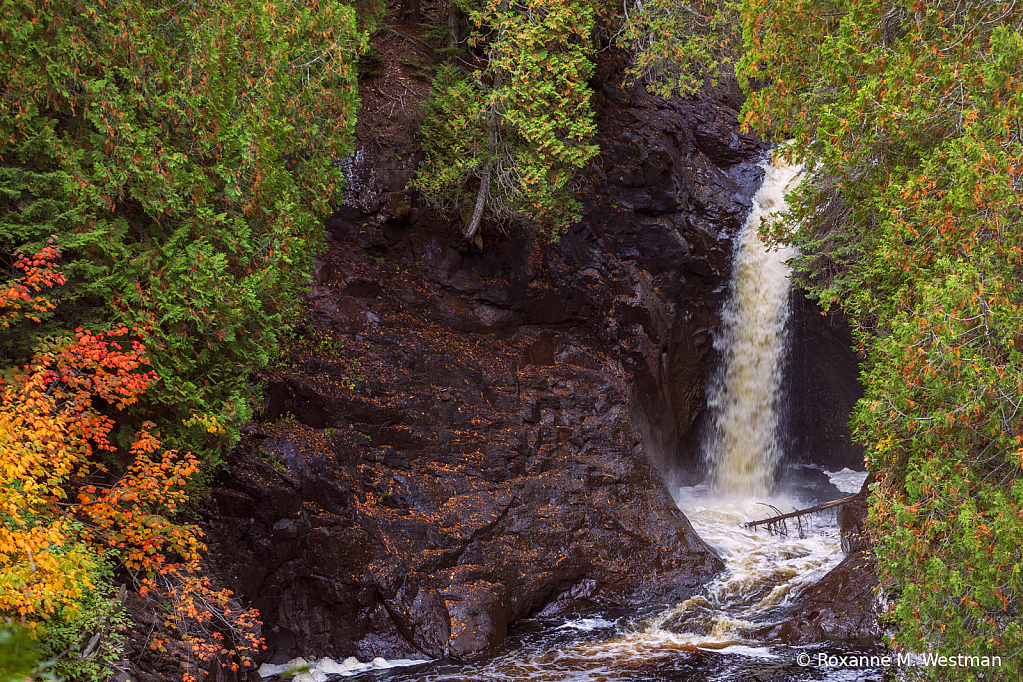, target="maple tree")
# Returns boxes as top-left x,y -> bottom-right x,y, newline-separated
740,0 -> 1023,676
0,240 -> 66,330
0,247 -> 261,680
0,1 -> 368,675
